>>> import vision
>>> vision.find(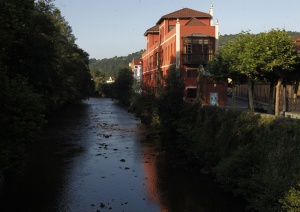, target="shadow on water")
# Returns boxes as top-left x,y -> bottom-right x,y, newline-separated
0,98 -> 247,212
0,100 -> 91,212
